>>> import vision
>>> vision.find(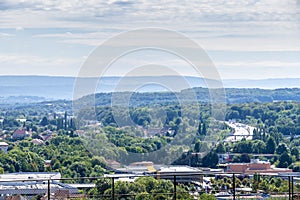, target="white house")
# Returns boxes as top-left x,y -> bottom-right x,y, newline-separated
0,141 -> 8,153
